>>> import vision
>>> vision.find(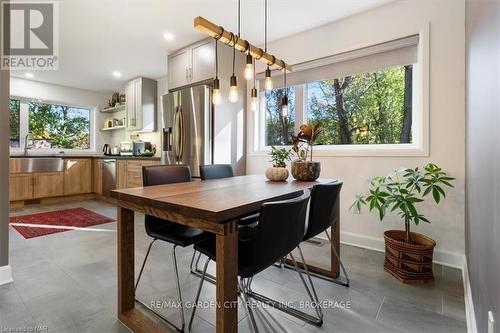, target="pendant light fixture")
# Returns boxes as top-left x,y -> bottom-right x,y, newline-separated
212,38 -> 221,105
244,53 -> 253,81
251,57 -> 258,111
264,0 -> 273,91
280,68 -> 288,117
229,0 -> 240,103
